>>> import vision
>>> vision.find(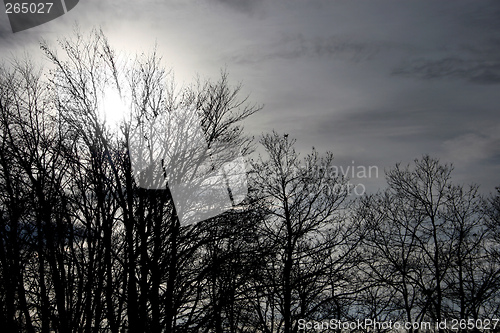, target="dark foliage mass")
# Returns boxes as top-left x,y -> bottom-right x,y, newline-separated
1,29 -> 499,333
